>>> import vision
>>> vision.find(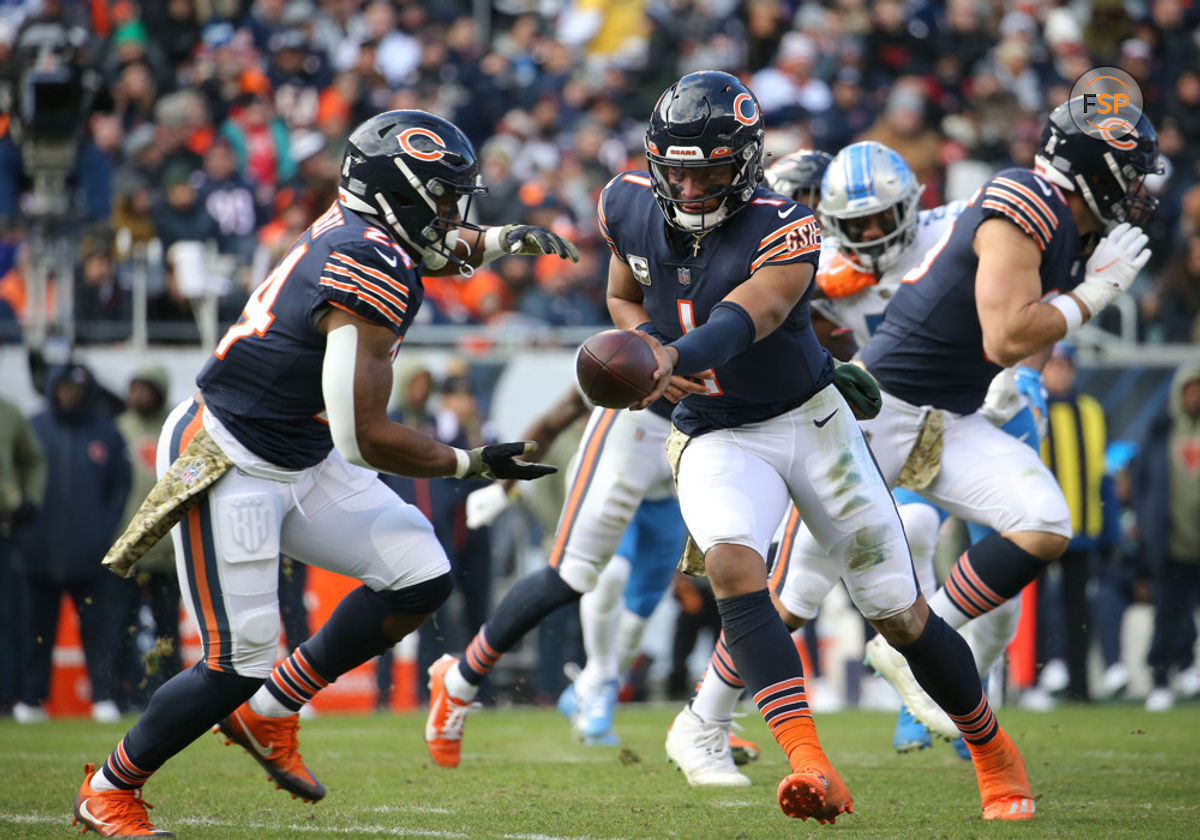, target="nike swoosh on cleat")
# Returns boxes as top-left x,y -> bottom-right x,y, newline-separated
242,723 -> 275,758
78,799 -> 115,828
778,206 -> 797,219
374,248 -> 398,267
813,409 -> 838,428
